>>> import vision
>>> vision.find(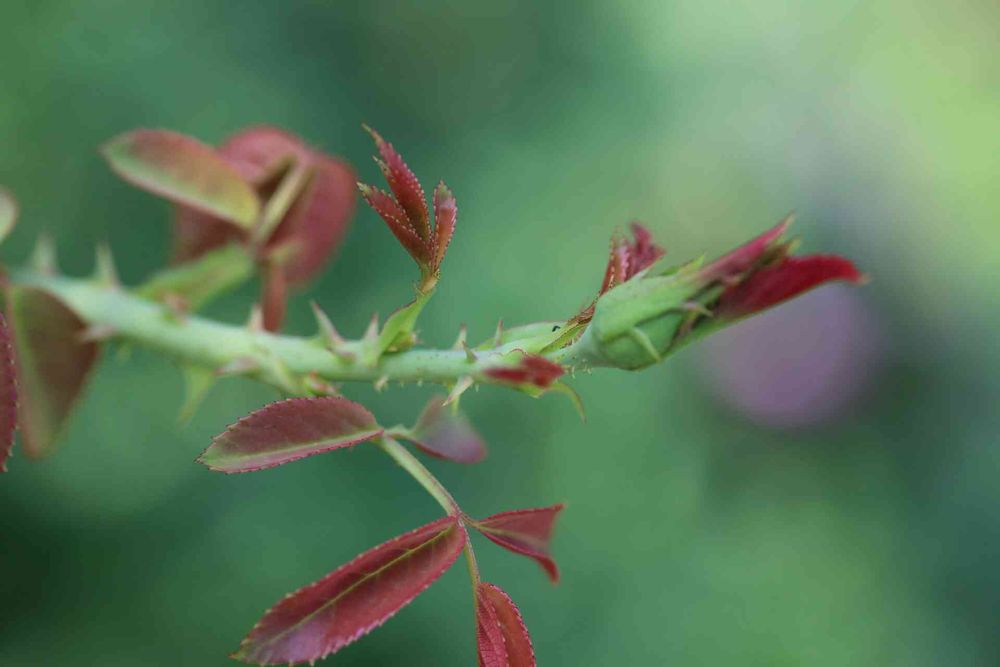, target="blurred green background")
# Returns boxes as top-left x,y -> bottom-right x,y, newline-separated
1,1 -> 997,665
